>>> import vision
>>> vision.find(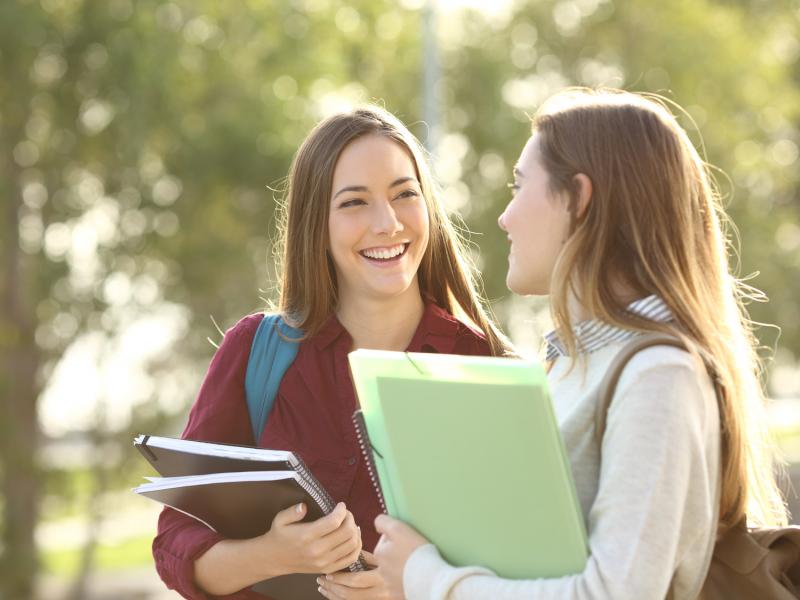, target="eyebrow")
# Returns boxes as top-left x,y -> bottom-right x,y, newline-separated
333,176 -> 418,200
